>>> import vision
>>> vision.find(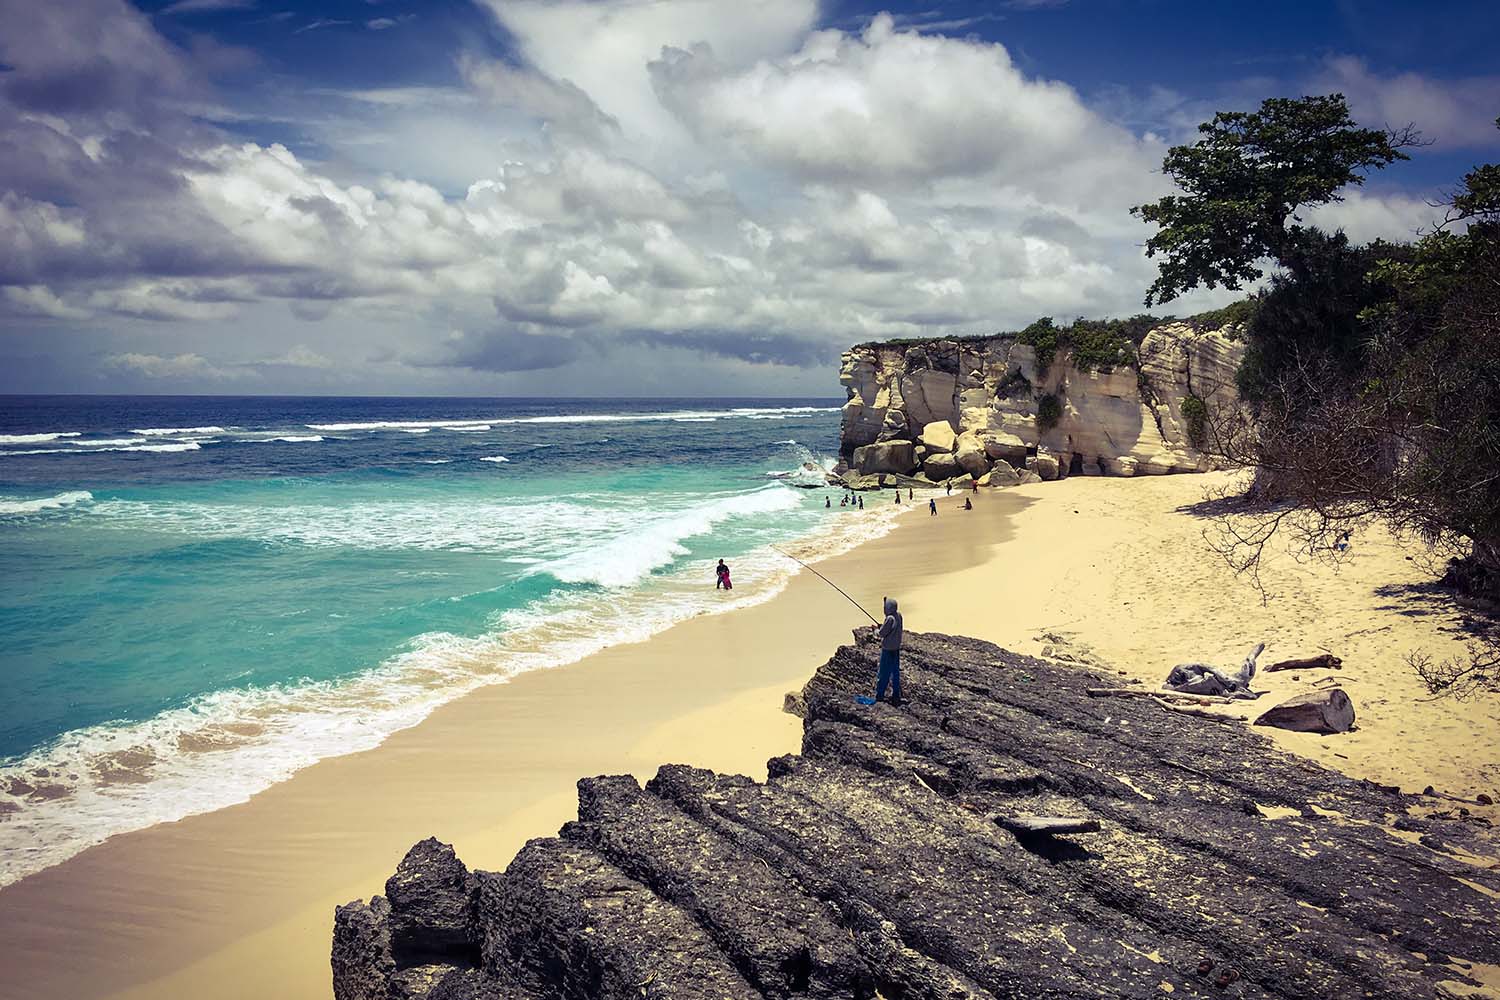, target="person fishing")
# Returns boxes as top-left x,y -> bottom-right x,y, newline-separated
875,596 -> 903,706
715,559 -> 732,589
767,547 -> 899,707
